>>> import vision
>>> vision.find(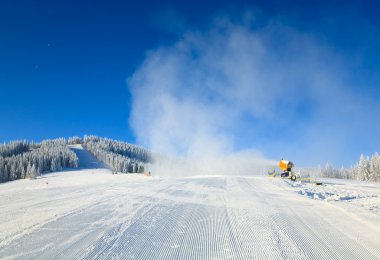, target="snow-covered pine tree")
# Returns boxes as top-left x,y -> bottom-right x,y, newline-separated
369,153 -> 380,182
0,139 -> 79,183
68,136 -> 82,145
357,154 -> 371,181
